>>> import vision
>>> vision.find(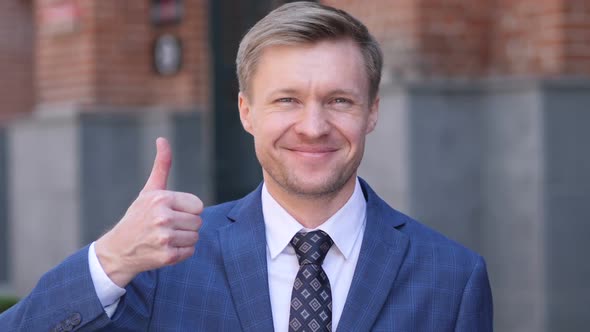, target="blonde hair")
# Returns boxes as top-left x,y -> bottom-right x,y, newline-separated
236,1 -> 383,102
